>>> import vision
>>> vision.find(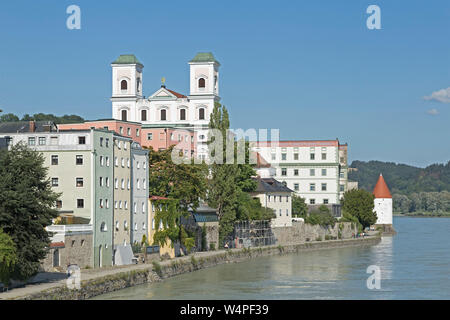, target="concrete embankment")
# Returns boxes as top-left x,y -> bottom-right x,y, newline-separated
0,236 -> 381,300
